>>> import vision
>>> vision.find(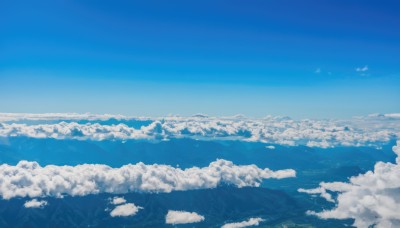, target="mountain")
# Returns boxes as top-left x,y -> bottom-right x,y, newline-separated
0,187 -> 301,227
